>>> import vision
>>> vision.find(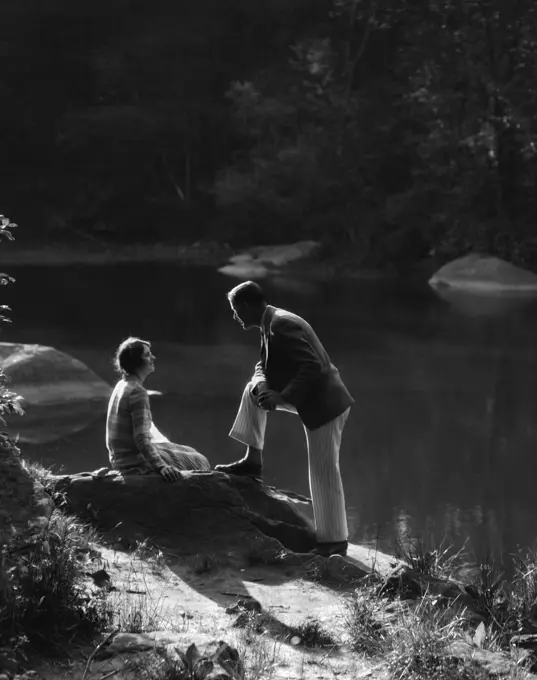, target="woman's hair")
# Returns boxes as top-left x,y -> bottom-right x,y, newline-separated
227,280 -> 266,307
113,336 -> 150,377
